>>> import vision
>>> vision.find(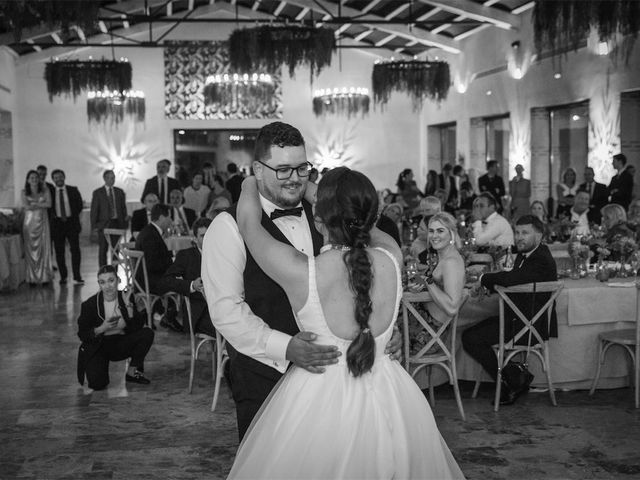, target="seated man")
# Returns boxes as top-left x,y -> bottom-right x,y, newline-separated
168,188 -> 196,234
160,218 -> 214,336
569,190 -> 595,235
77,265 -> 154,390
462,215 -> 557,405
134,204 -> 182,332
131,193 -> 159,238
410,196 -> 442,257
471,192 -> 514,248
